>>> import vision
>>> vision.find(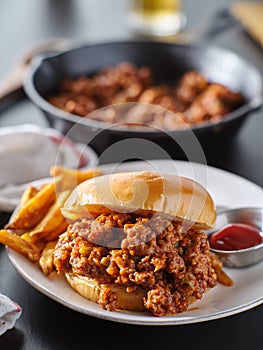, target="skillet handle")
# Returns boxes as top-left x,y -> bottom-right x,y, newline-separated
0,66 -> 25,100
0,38 -> 72,113
0,65 -> 26,112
